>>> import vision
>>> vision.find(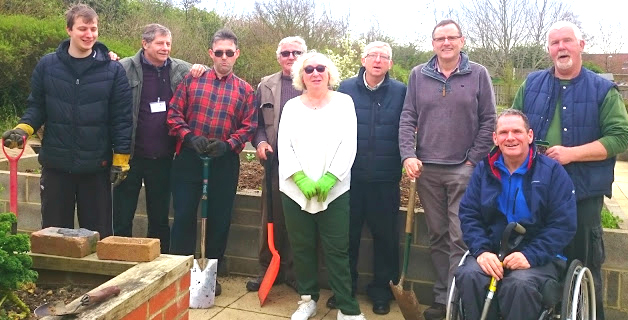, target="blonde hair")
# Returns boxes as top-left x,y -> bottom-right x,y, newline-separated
291,51 -> 340,91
